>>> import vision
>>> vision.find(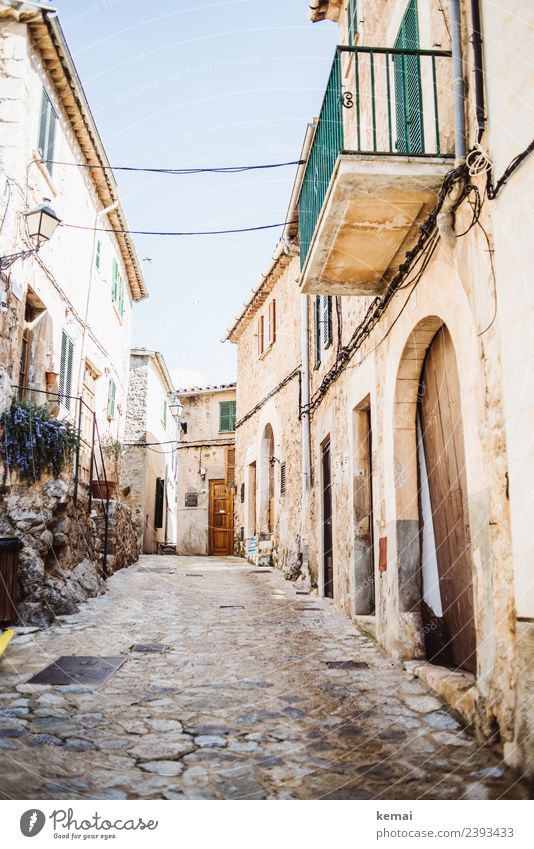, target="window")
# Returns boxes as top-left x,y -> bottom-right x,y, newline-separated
111,258 -> 126,317
119,275 -> 125,317
162,398 -> 167,428
314,296 -> 322,368
314,295 -> 333,368
347,0 -> 358,44
280,461 -> 287,495
112,258 -> 119,305
154,477 -> 165,529
257,314 -> 264,357
240,482 -> 245,503
323,295 -> 333,348
225,446 -> 236,486
107,378 -> 117,419
258,300 -> 276,356
219,400 -> 236,432
37,88 -> 57,176
95,239 -> 102,270
59,330 -> 74,410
